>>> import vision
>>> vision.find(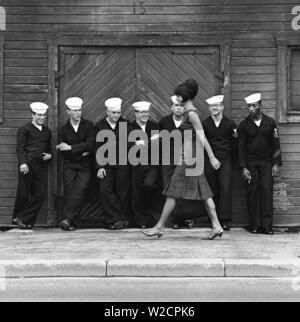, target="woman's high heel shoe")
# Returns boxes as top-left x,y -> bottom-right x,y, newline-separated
142,228 -> 164,239
208,229 -> 224,240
